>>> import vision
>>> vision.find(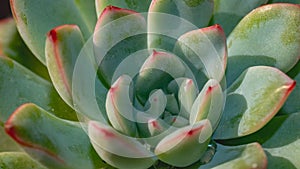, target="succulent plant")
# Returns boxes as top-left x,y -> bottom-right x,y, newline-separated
0,0 -> 300,169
